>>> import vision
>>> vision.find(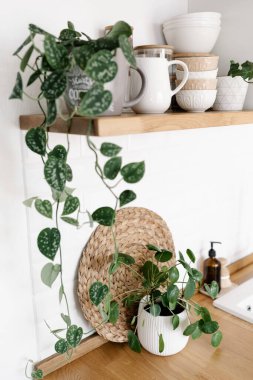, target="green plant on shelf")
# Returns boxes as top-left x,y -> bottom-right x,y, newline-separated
228,60 -> 253,83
